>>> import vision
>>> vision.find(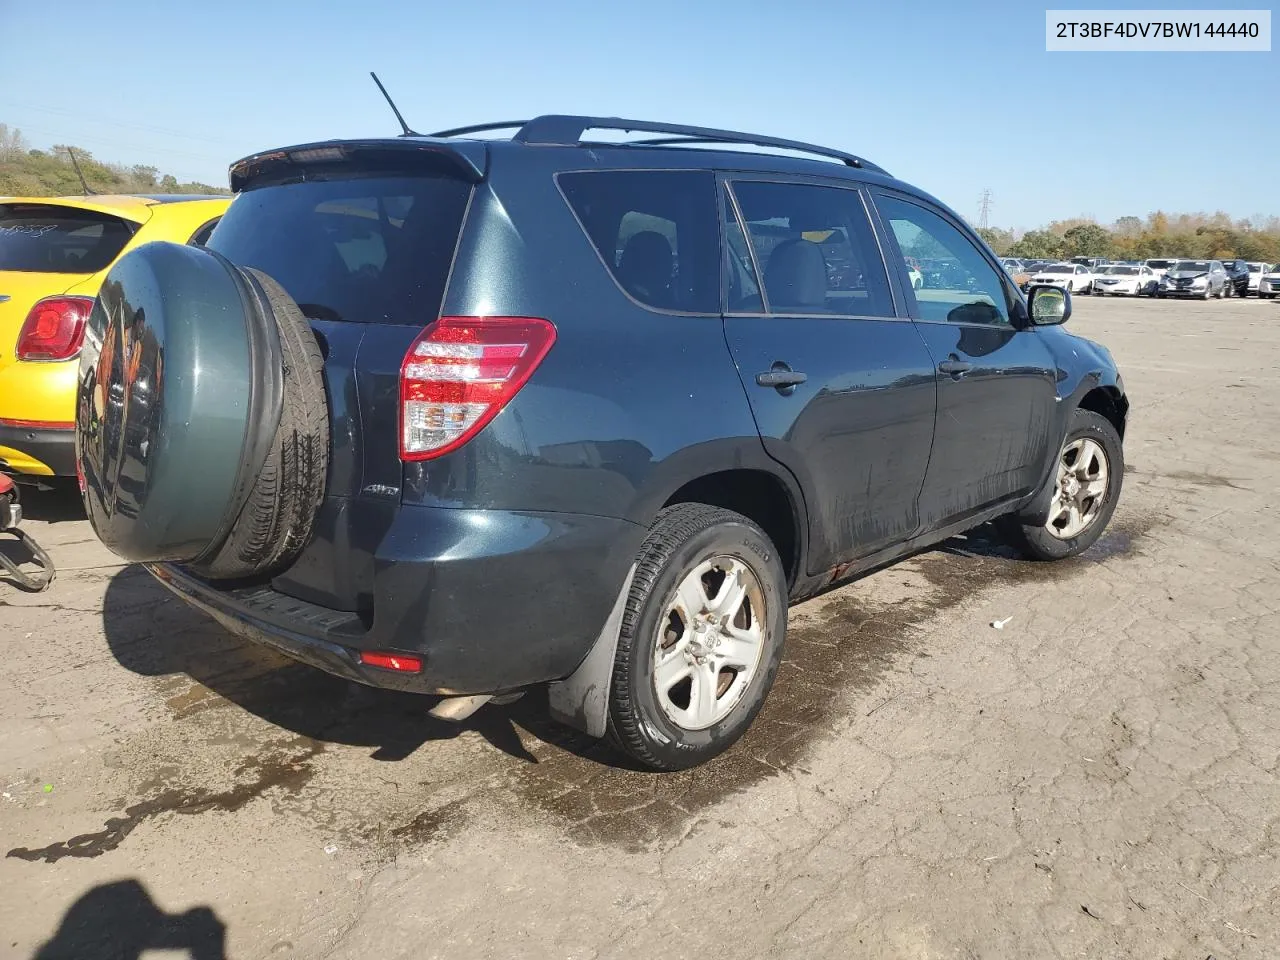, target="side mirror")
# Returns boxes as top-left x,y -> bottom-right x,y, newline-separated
1028,284 -> 1071,326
